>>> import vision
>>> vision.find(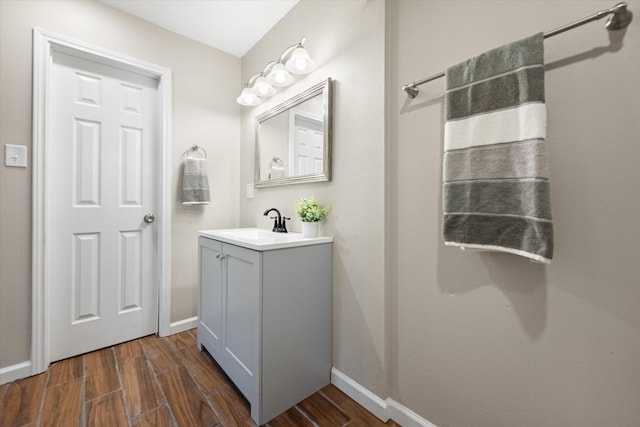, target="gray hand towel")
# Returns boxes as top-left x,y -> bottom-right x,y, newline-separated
182,158 -> 210,205
443,33 -> 553,263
